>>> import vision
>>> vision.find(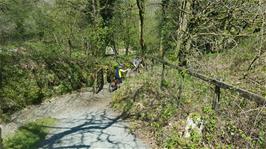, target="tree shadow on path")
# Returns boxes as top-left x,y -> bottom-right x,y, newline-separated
38,110 -> 146,149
